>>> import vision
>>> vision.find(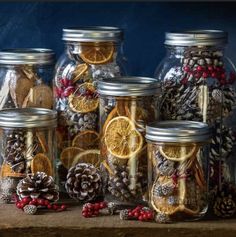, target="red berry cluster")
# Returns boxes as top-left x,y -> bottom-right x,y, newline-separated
55,78 -> 75,98
15,197 -> 67,212
182,65 -> 236,86
82,202 -> 107,218
126,206 -> 154,222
